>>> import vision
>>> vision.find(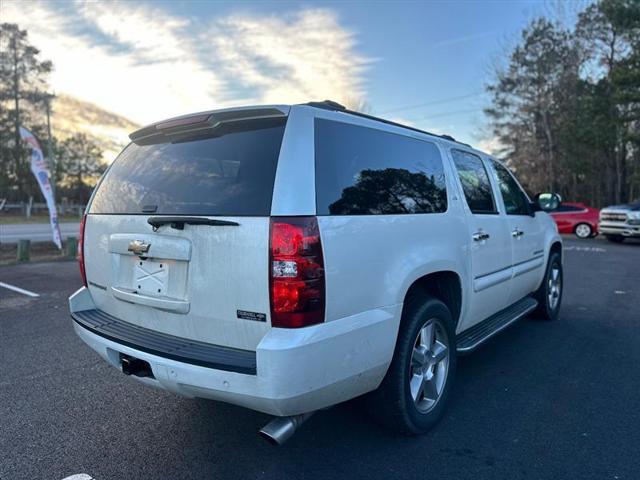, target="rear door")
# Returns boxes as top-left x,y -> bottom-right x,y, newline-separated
489,160 -> 545,304
83,109 -> 289,351
450,149 -> 512,328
